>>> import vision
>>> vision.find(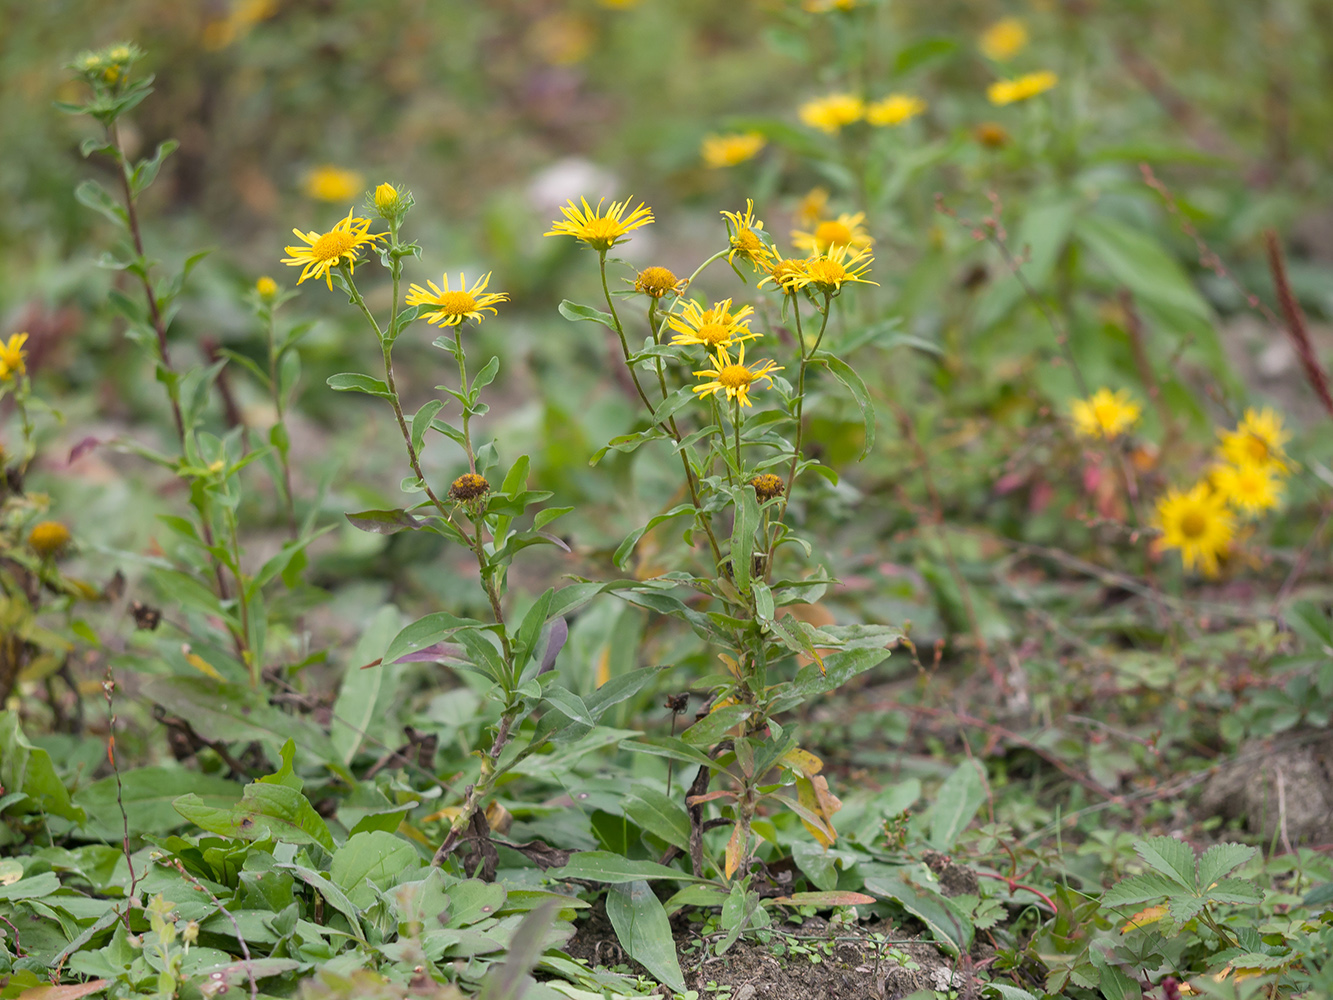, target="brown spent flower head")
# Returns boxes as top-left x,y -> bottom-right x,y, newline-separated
29,521 -> 72,558
750,474 -> 785,503
974,122 -> 1010,148
449,473 -> 491,504
634,266 -> 683,299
